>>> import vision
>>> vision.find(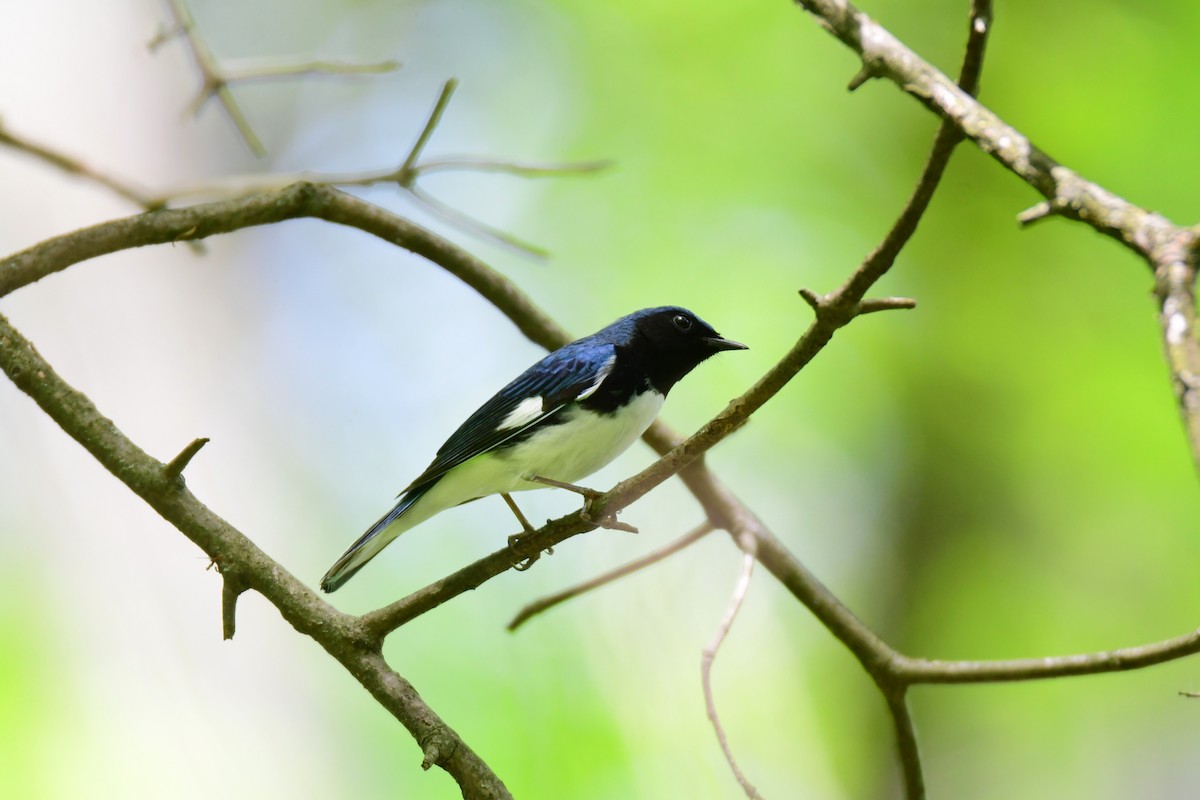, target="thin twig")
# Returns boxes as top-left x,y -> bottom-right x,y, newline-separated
140,78 -> 582,258
507,521 -> 716,631
221,57 -> 400,82
0,118 -> 205,253
394,81 -> 552,257
398,79 -> 459,181
0,119 -> 160,209
883,688 -> 923,800
163,0 -> 266,155
416,157 -> 613,178
154,157 -> 610,203
409,184 -> 550,258
898,626 -> 1200,684
702,545 -> 764,800
161,0 -> 397,156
